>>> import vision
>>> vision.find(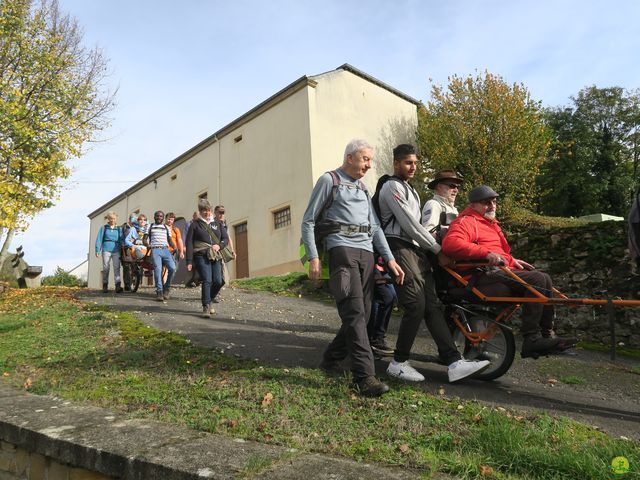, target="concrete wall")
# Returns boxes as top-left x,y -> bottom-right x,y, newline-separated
0,441 -> 114,479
